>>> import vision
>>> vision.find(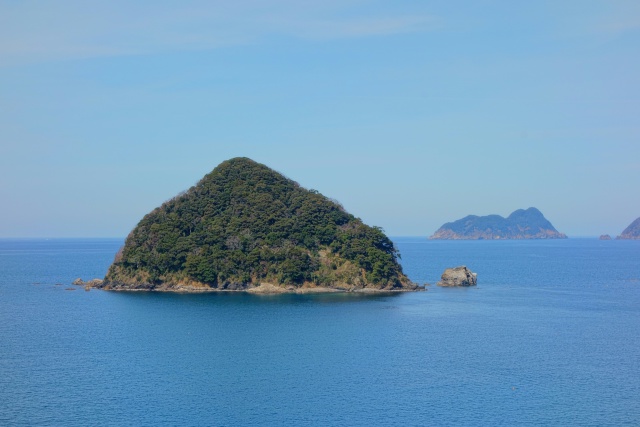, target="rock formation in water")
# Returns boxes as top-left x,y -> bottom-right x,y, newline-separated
616,217 -> 640,240
429,207 -> 567,240
599,234 -> 612,240
90,157 -> 418,293
73,278 -> 103,287
437,266 -> 477,287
